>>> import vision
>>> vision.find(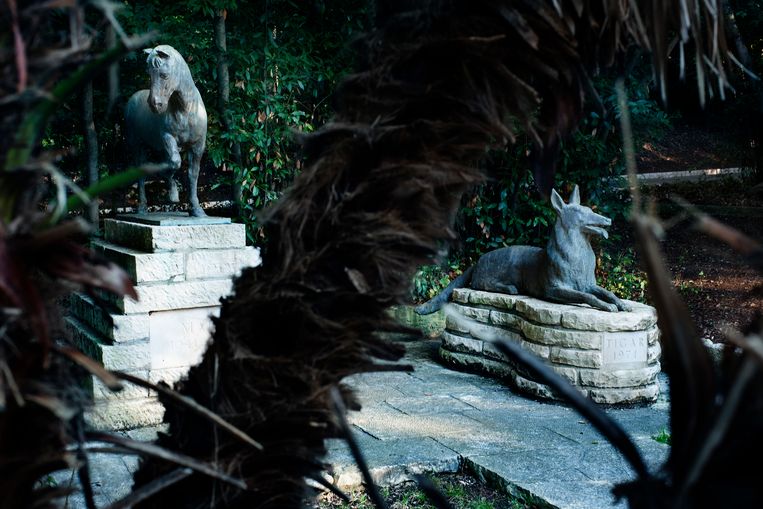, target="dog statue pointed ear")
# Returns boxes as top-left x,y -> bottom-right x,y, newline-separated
570,184 -> 580,205
550,188 -> 565,214
143,48 -> 153,55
